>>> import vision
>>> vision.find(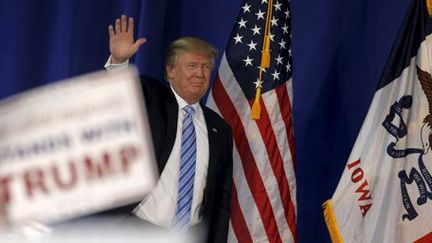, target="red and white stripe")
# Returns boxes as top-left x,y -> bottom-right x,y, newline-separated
207,54 -> 297,243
